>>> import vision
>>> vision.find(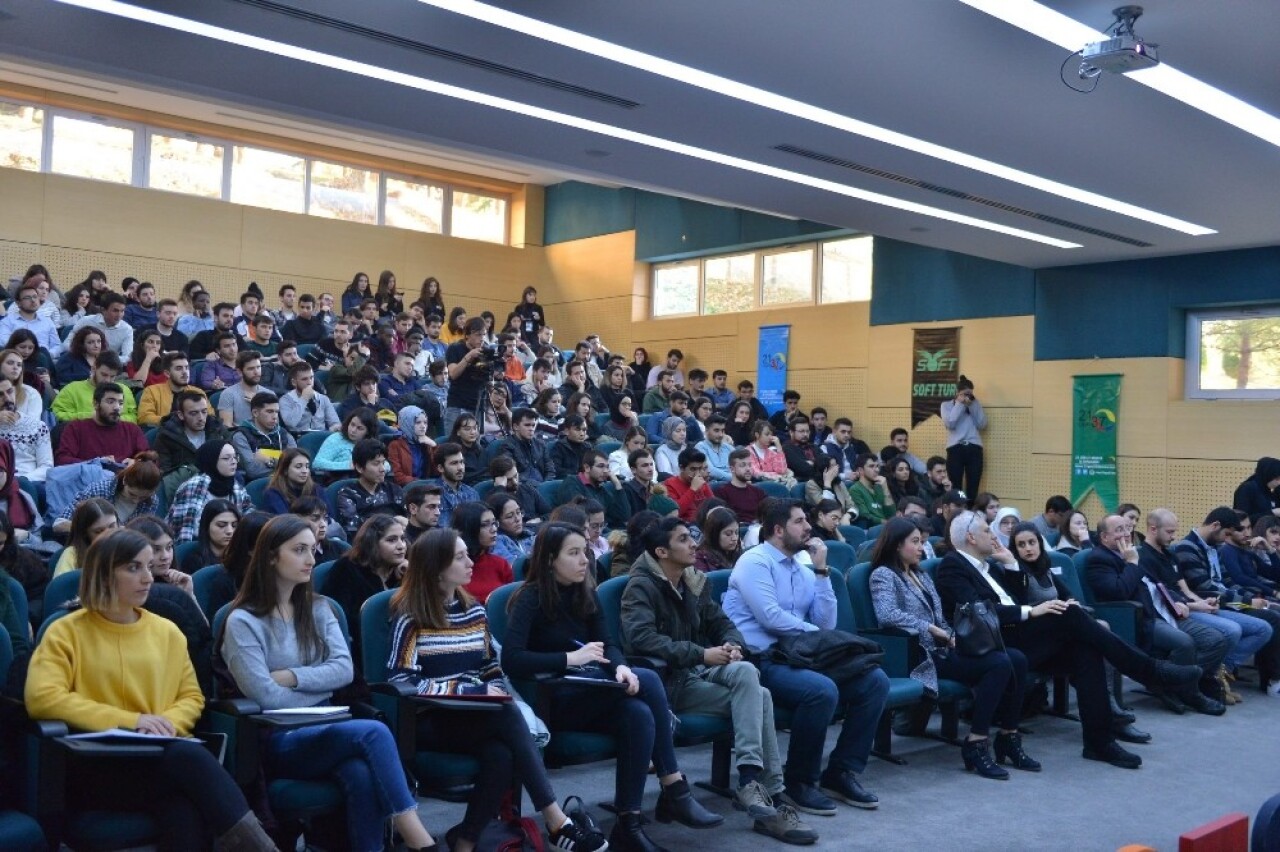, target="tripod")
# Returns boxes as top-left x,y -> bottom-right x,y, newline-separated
475,378 -> 512,439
